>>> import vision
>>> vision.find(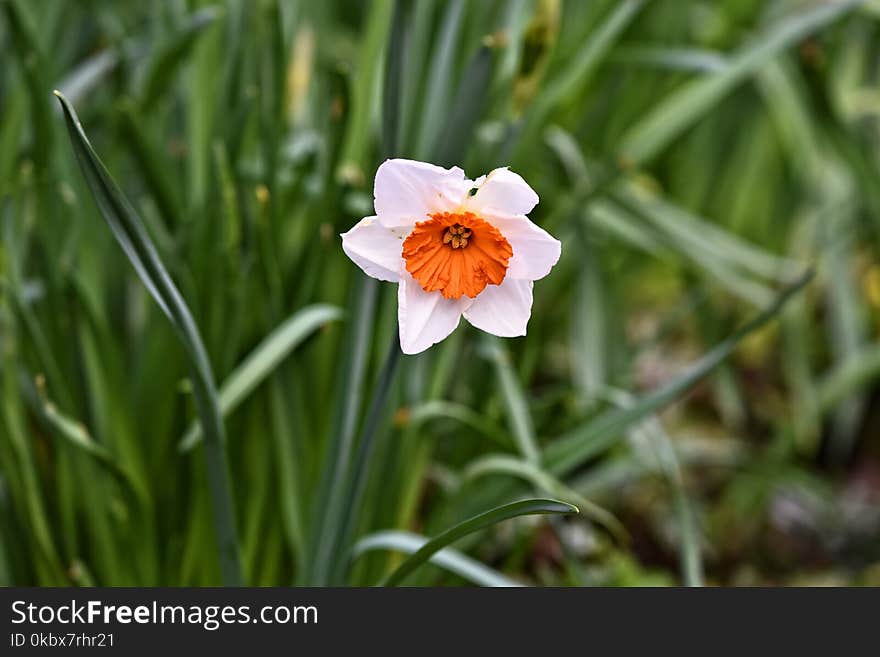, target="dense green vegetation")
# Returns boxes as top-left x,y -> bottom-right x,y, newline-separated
1,0 -> 878,586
